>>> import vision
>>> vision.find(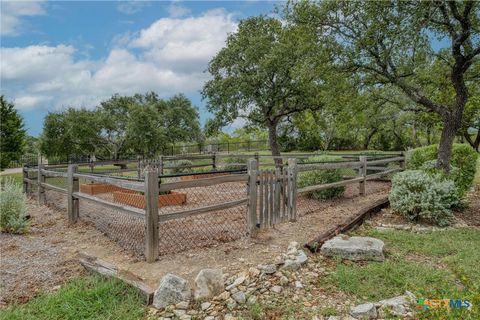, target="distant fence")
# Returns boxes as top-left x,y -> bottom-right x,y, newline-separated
22,152 -> 405,262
